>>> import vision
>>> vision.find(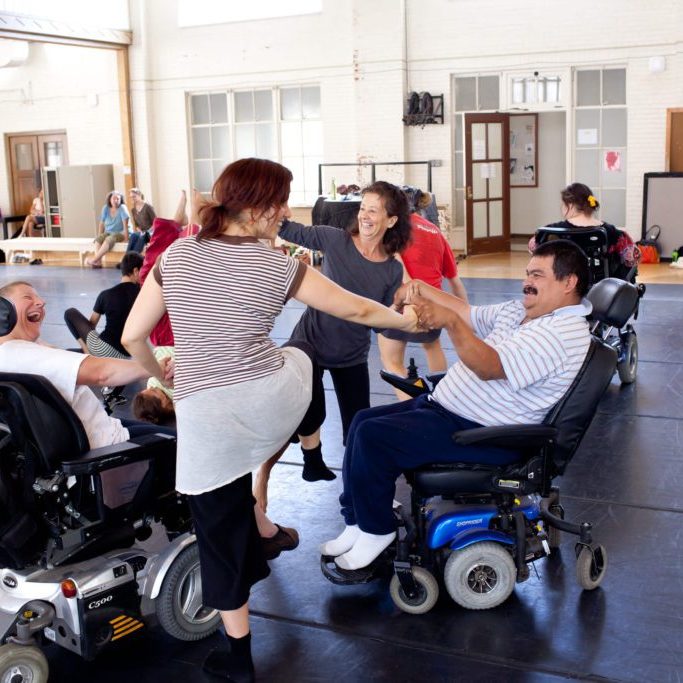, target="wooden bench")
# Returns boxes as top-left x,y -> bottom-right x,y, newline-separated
0,237 -> 127,267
